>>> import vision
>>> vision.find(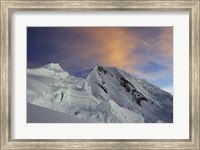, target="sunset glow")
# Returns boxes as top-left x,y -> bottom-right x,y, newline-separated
27,27 -> 173,94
